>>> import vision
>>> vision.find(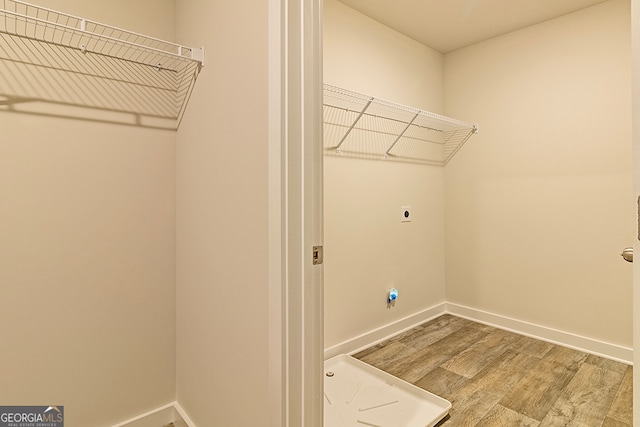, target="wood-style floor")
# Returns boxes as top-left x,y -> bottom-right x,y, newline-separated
353,314 -> 632,426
